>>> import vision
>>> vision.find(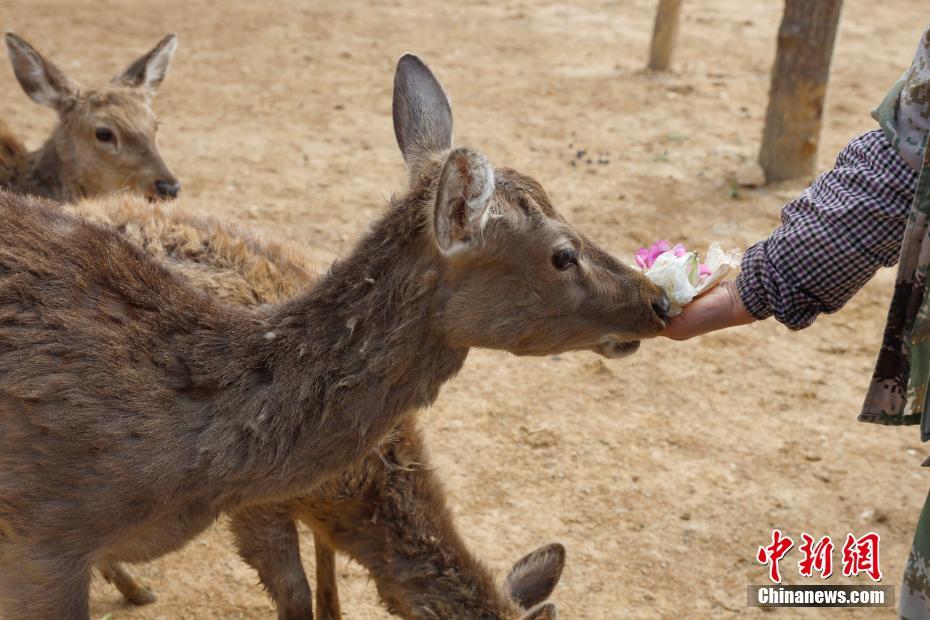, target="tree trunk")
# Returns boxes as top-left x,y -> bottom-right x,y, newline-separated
758,0 -> 843,183
647,0 -> 683,71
